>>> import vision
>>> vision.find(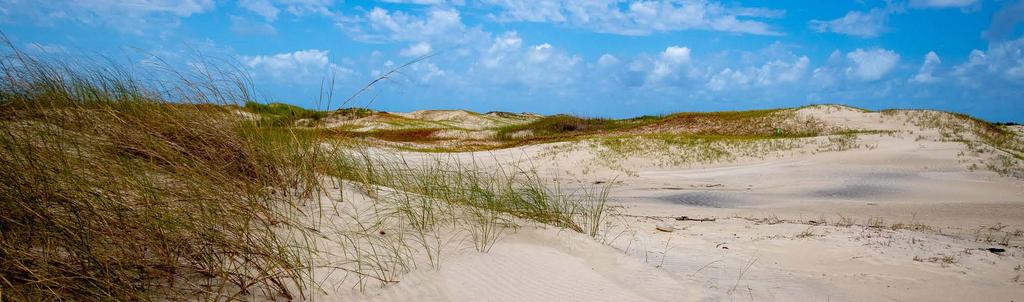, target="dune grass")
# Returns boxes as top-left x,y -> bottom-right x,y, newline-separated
0,41 -> 614,299
329,151 -> 610,235
0,42 -> 333,300
883,109 -> 1024,177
